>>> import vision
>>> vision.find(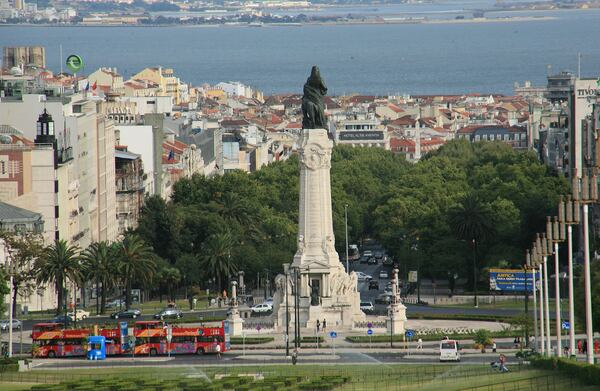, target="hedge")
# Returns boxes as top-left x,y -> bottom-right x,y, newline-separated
346,329 -> 523,343
230,337 -> 274,345
531,357 -> 600,386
